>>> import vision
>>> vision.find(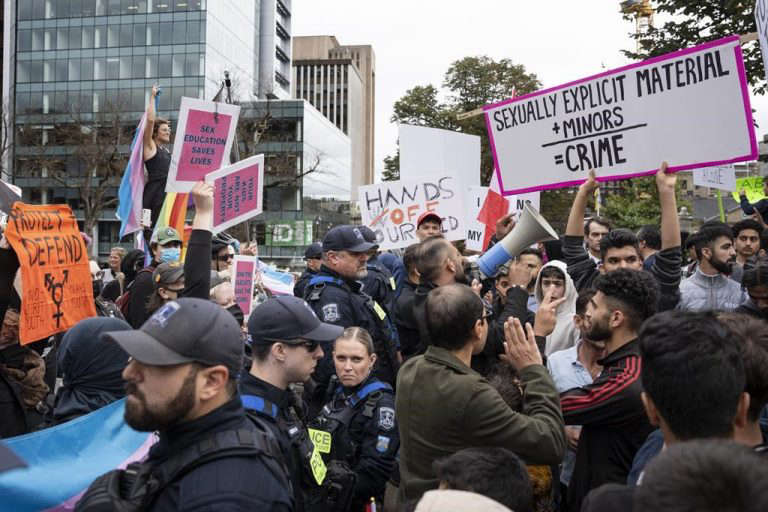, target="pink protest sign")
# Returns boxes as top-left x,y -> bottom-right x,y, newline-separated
167,97 -> 240,193
484,36 -> 756,195
206,154 -> 265,234
232,256 -> 256,317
